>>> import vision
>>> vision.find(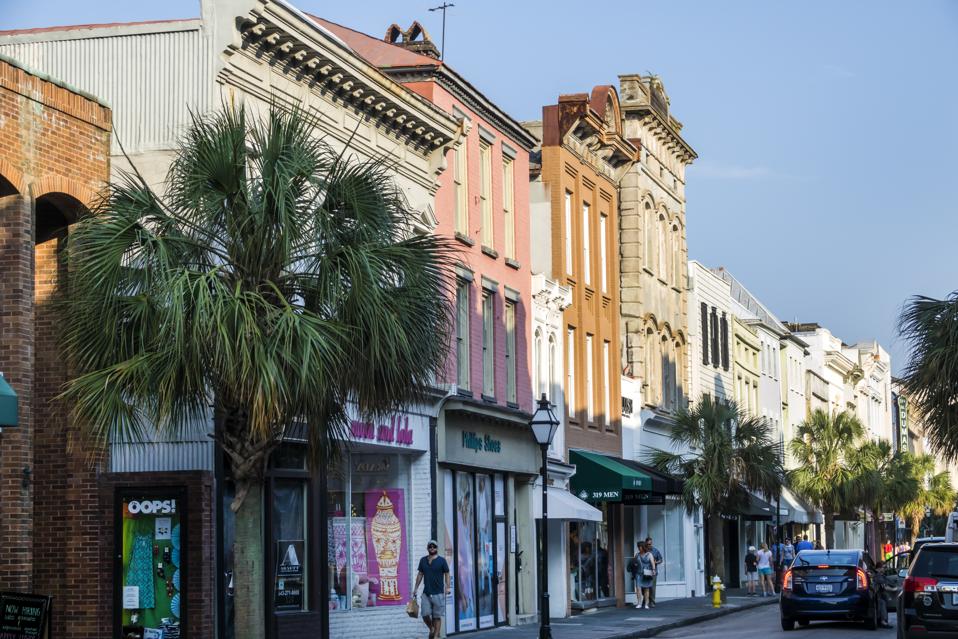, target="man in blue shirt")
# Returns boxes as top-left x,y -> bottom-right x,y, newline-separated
645,536 -> 664,607
414,540 -> 450,639
795,534 -> 814,552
